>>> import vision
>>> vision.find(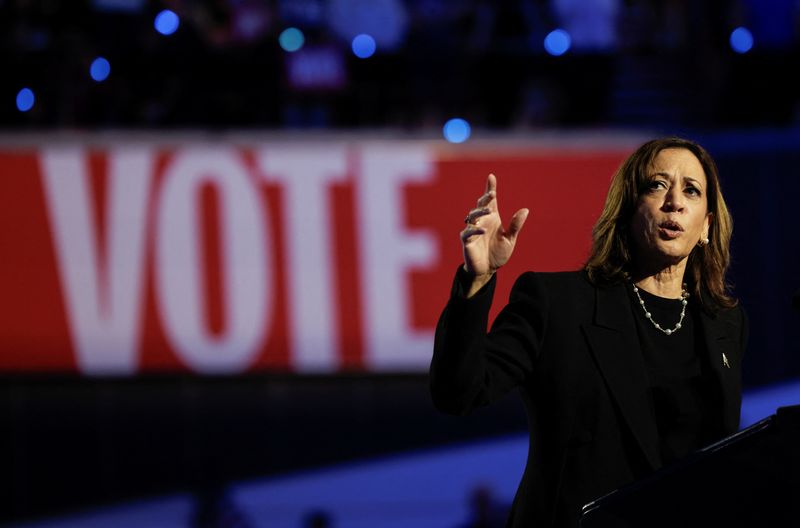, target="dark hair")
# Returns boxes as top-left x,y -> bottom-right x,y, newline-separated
584,137 -> 737,311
